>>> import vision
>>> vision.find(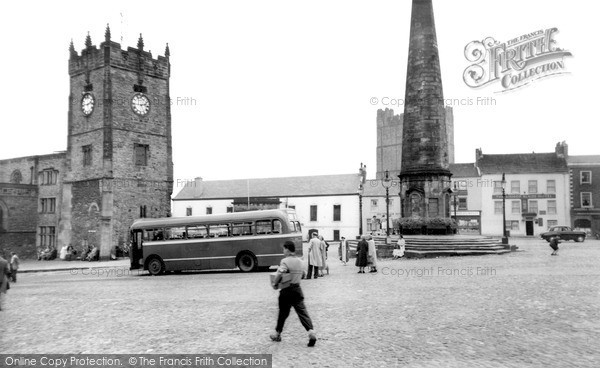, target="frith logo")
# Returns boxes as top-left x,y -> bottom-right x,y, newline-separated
463,28 -> 572,92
